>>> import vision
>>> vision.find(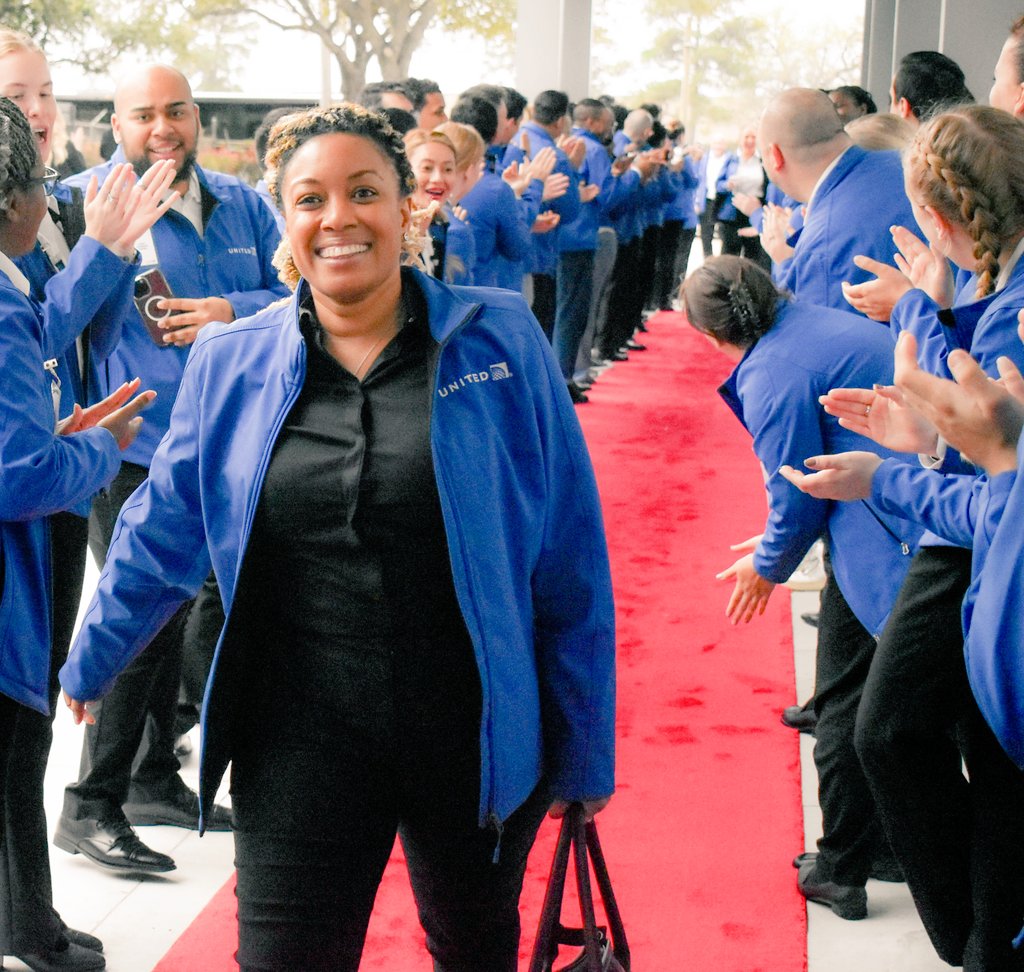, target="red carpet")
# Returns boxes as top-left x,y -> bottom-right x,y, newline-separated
154,312 -> 806,971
